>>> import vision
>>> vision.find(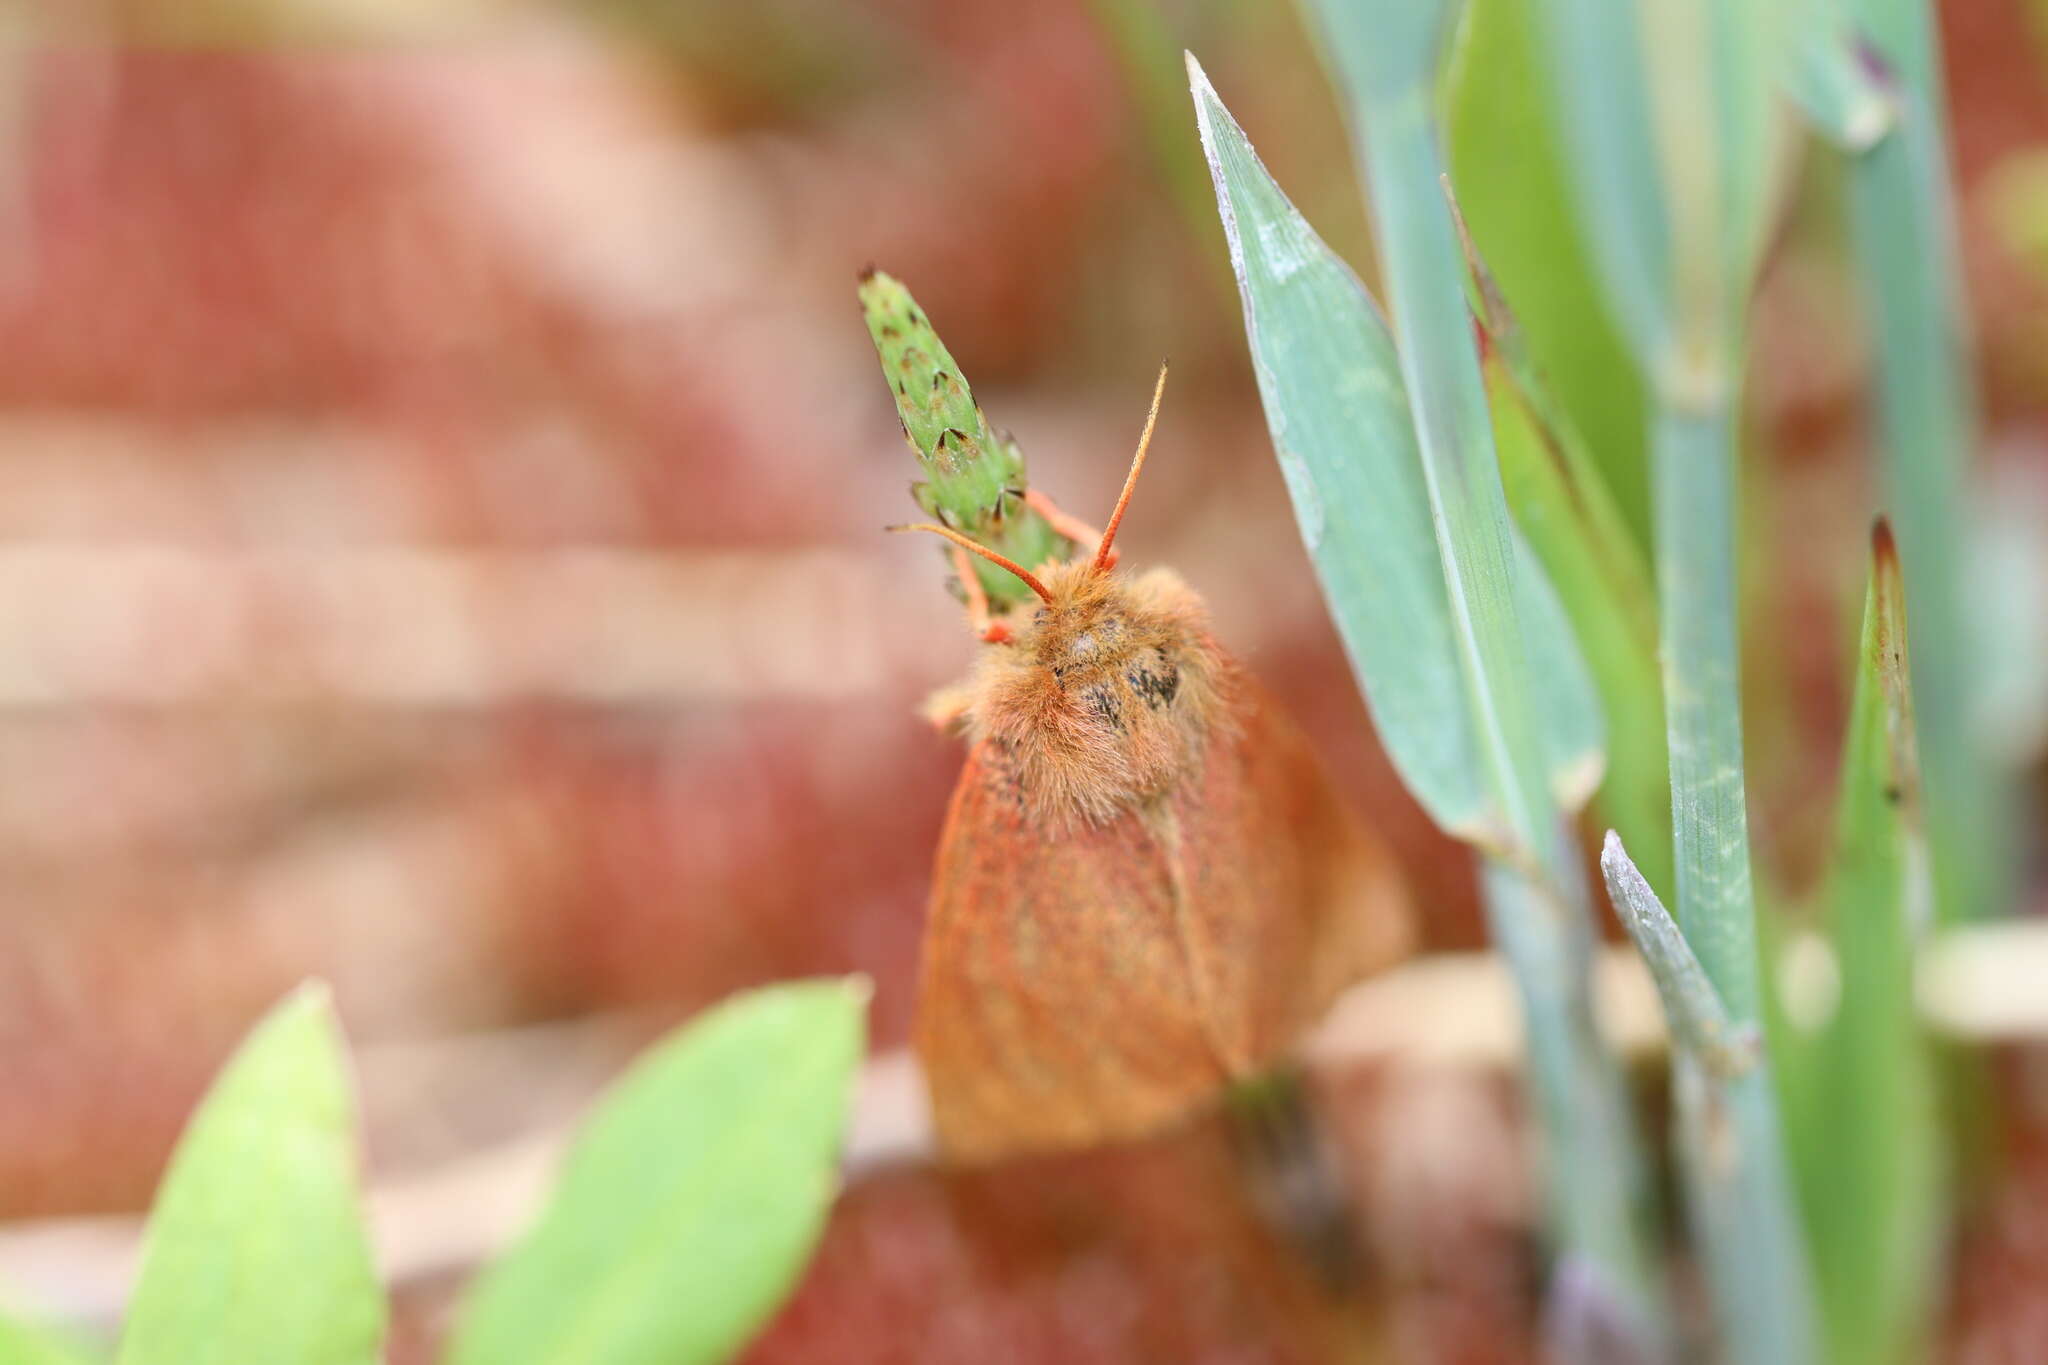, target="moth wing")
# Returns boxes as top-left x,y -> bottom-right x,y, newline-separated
916,738 -> 1228,1162
1166,676 -> 1415,1072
